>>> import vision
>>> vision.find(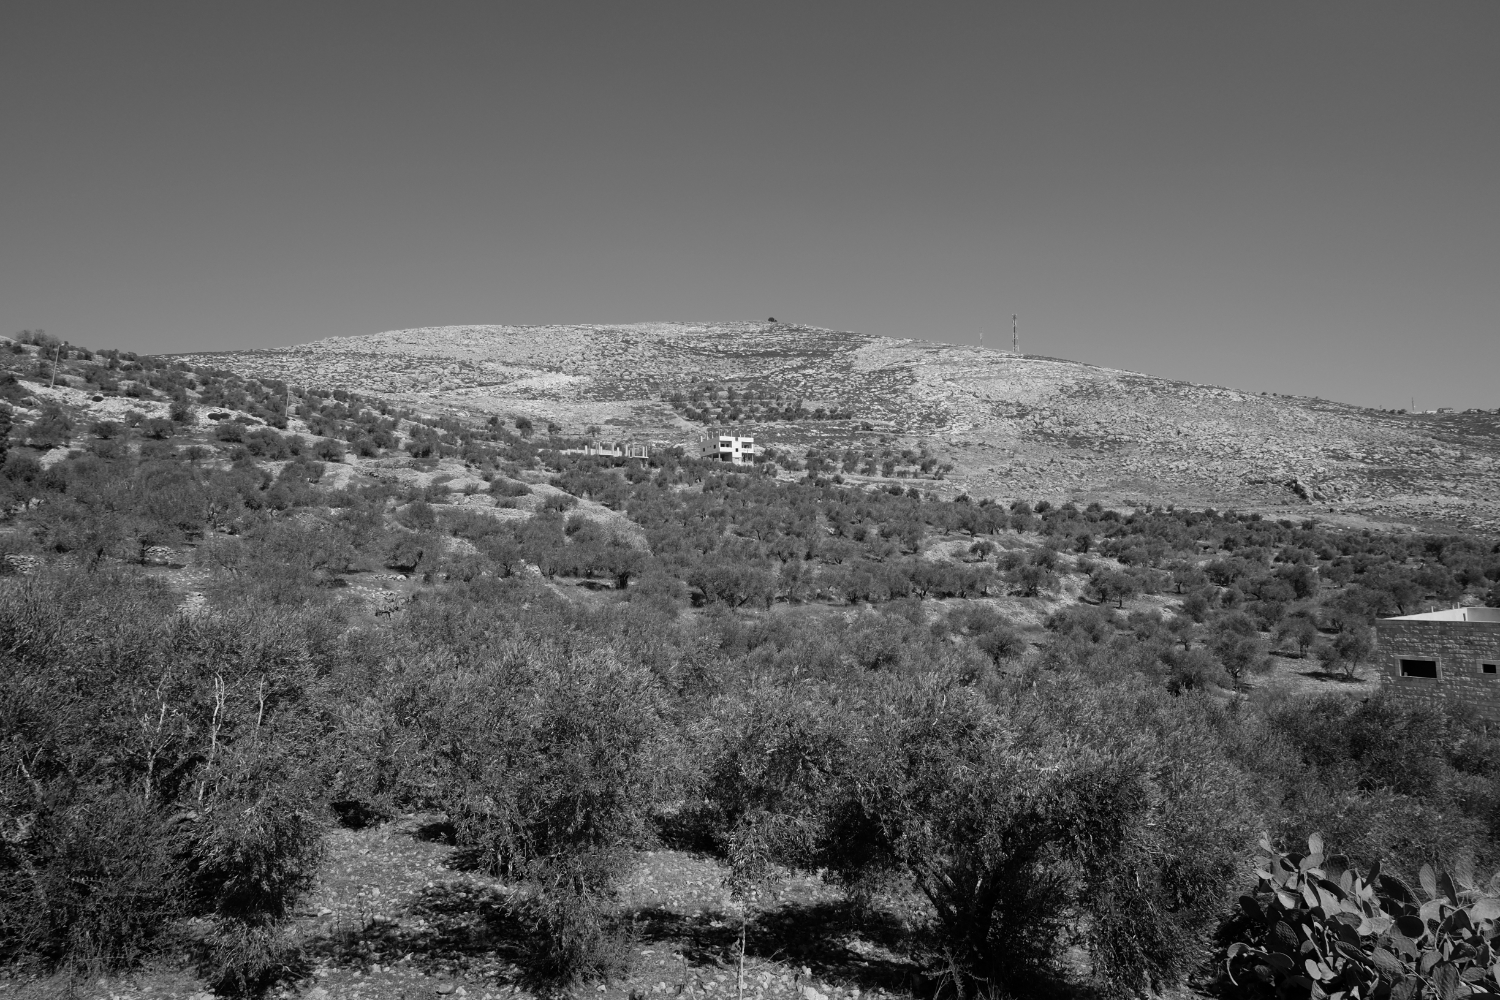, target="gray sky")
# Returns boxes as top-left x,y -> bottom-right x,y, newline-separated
3,2 -> 1496,409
